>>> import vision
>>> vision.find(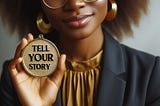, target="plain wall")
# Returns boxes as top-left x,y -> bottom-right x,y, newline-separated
121,0 -> 160,56
0,0 -> 160,74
